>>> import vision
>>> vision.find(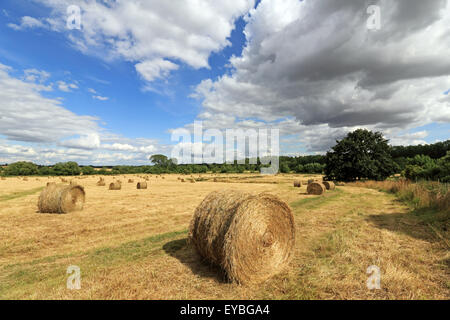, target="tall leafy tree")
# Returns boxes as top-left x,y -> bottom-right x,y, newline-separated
325,129 -> 397,181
